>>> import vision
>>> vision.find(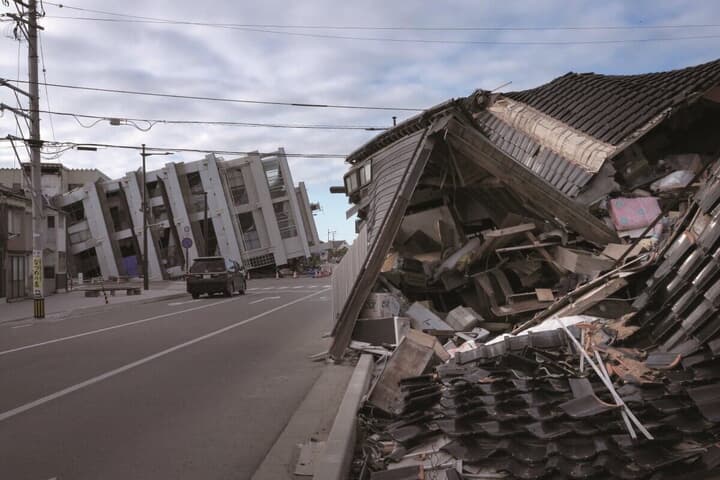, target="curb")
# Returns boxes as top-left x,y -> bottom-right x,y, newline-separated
0,291 -> 188,325
250,361 -> 355,480
312,354 -> 374,480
